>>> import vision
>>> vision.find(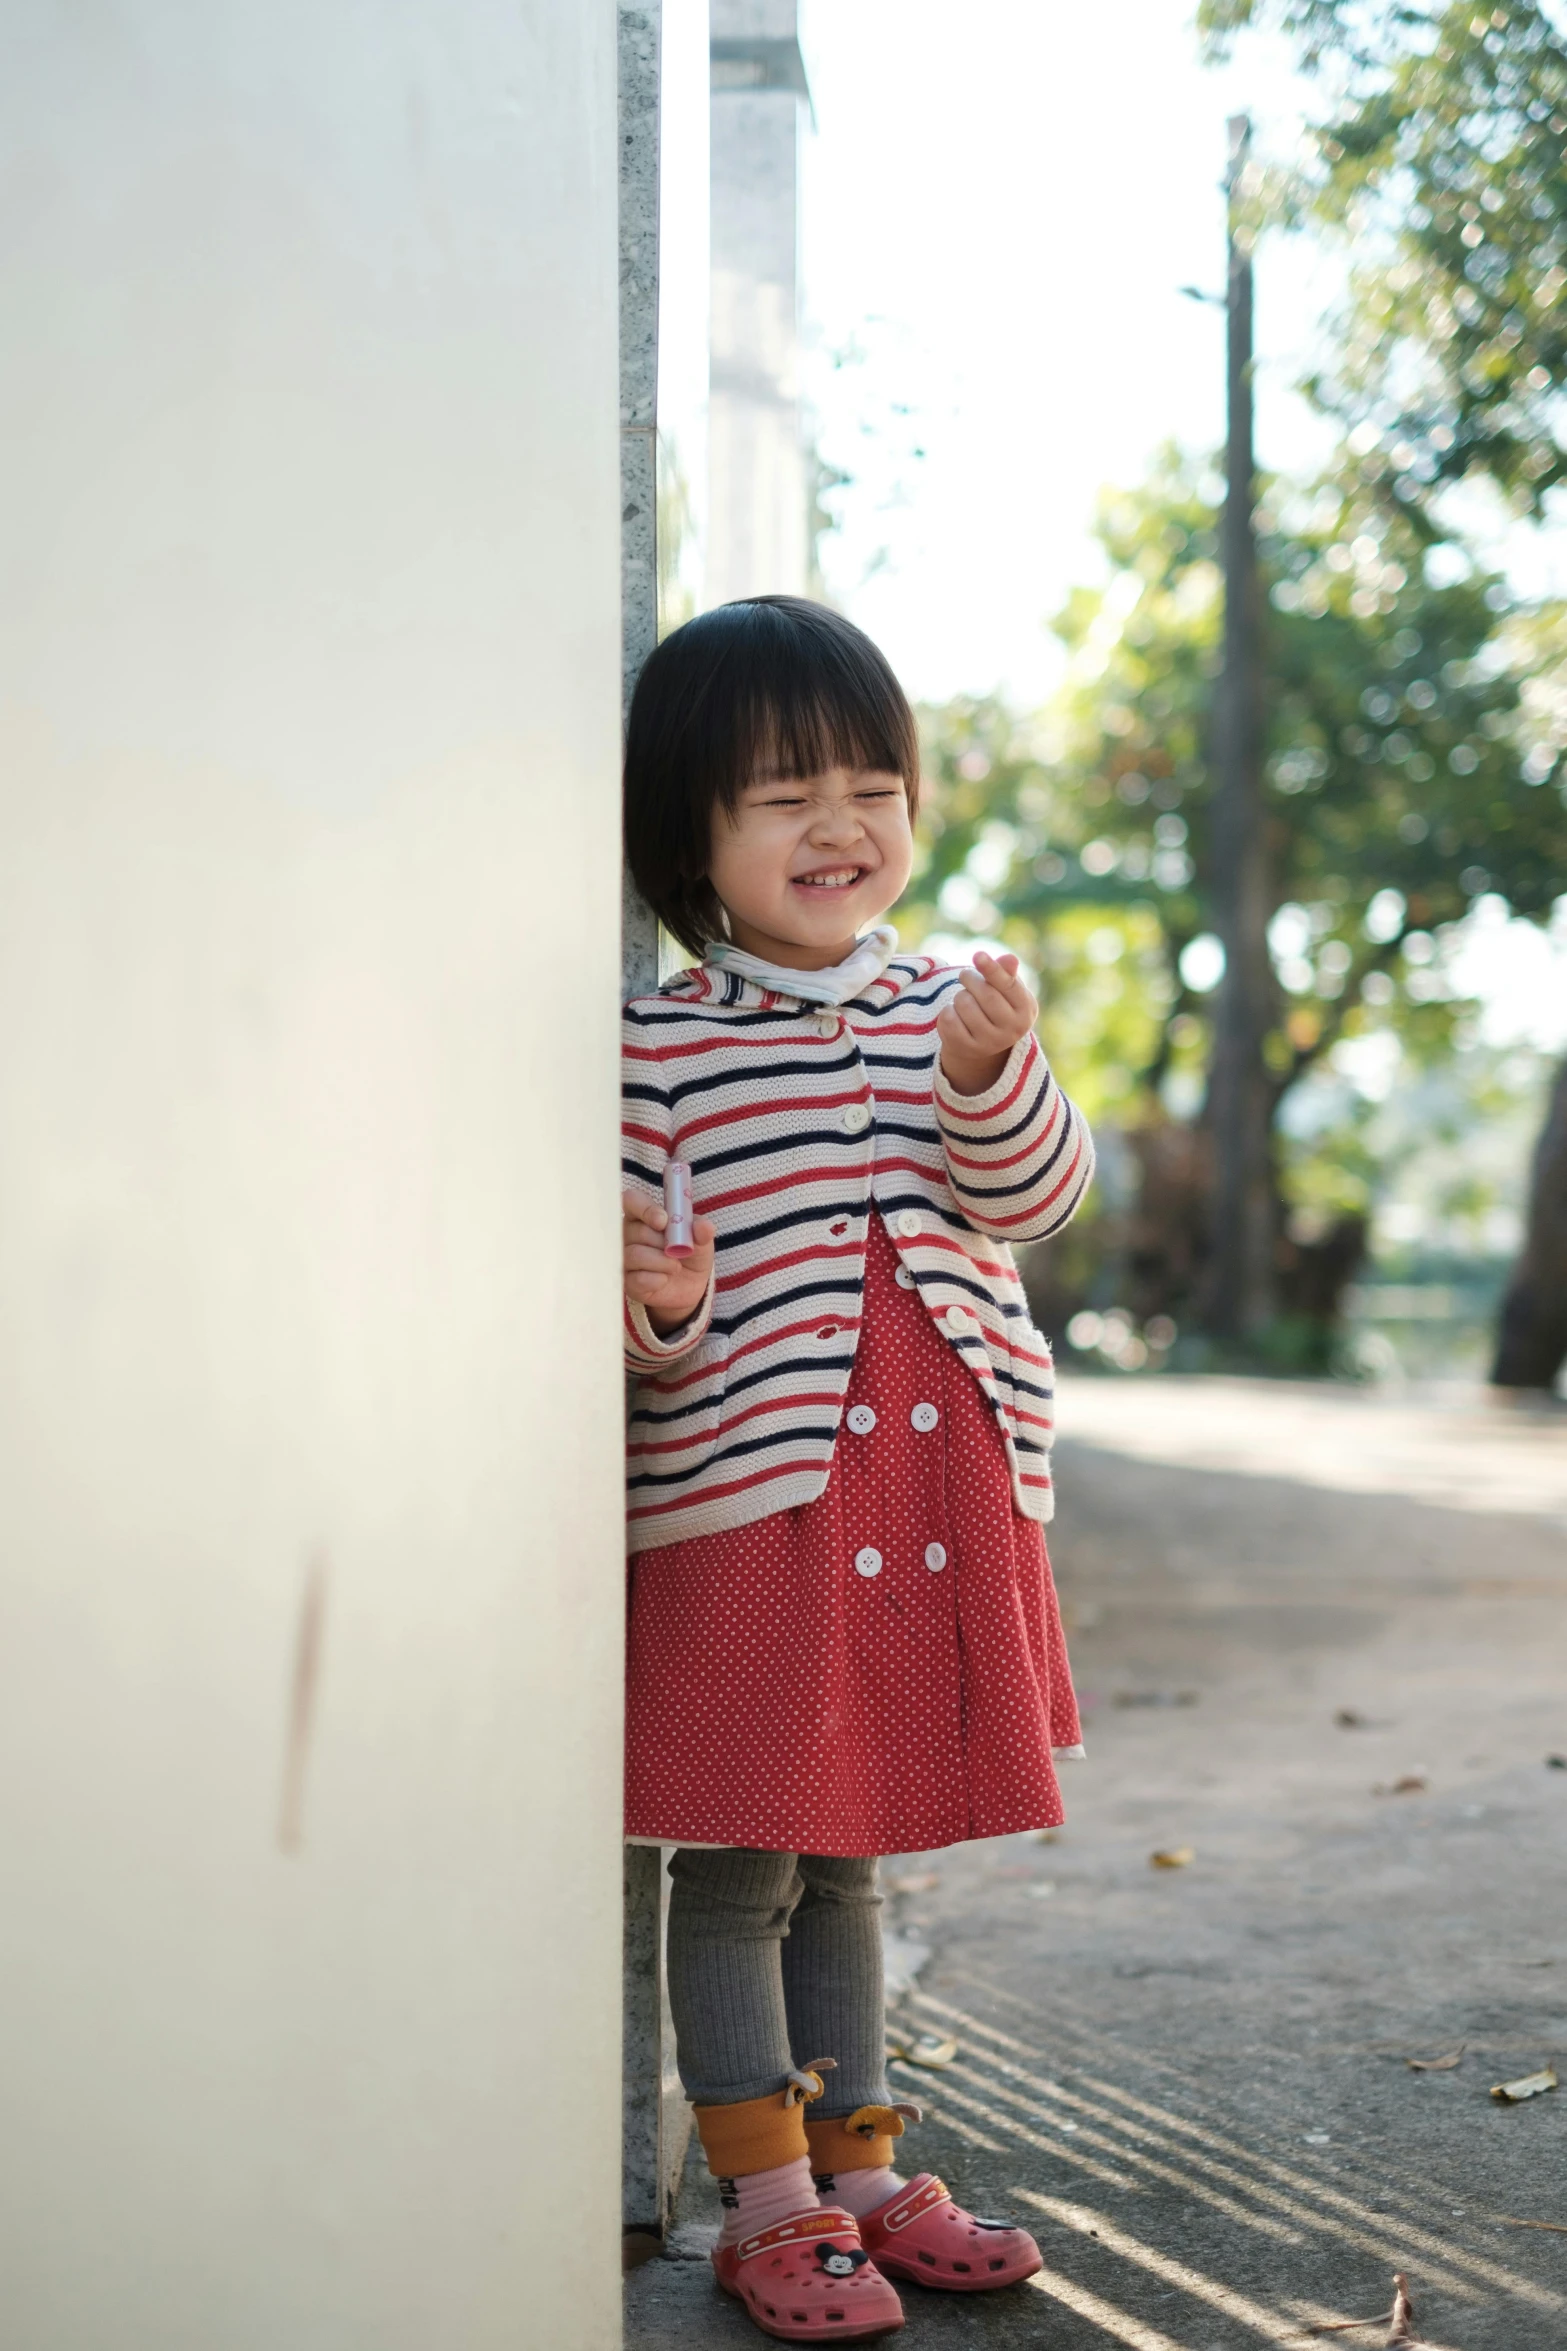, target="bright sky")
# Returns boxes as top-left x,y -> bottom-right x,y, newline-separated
796,0 -> 1336,707
647,0 -> 1567,735
794,1 -> 1567,705
789,1 -> 1567,1049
